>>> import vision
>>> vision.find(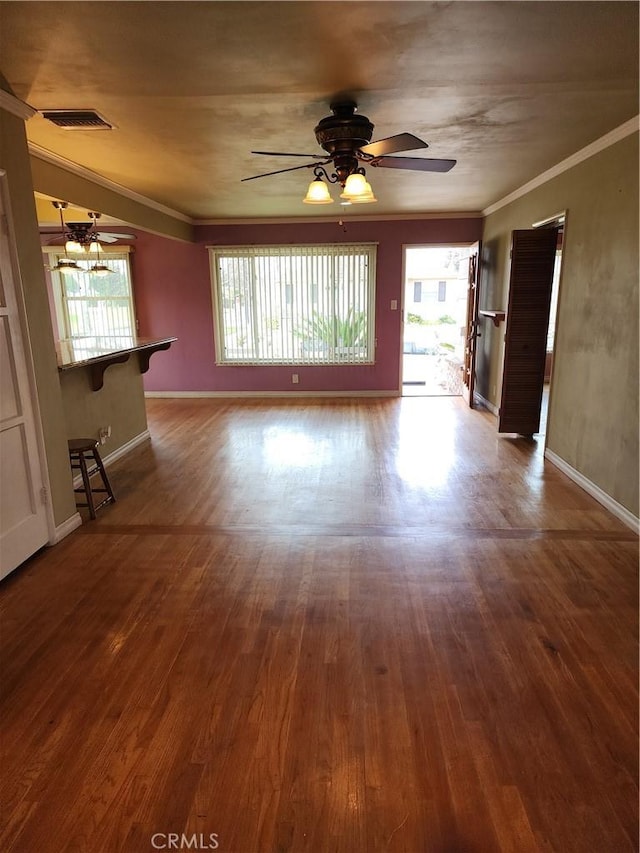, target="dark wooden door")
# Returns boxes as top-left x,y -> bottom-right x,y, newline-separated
462,242 -> 481,408
498,228 -> 558,434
